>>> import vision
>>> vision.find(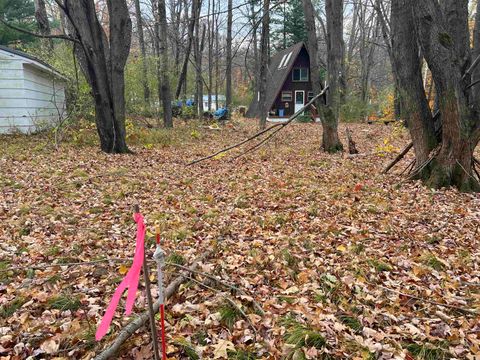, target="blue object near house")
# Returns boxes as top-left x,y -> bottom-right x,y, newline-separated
278,109 -> 285,117
186,99 -> 194,107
